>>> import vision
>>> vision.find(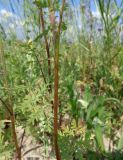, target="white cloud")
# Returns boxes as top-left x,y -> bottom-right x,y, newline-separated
92,11 -> 101,19
0,9 -> 25,40
0,9 -> 39,41
9,23 -> 14,29
0,9 -> 13,18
